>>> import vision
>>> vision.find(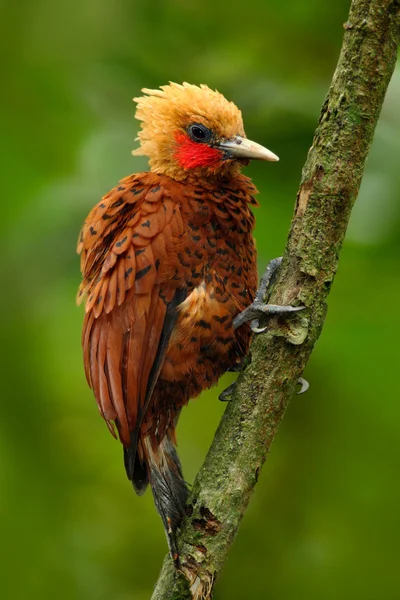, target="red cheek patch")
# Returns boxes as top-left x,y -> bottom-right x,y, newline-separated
174,132 -> 223,170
